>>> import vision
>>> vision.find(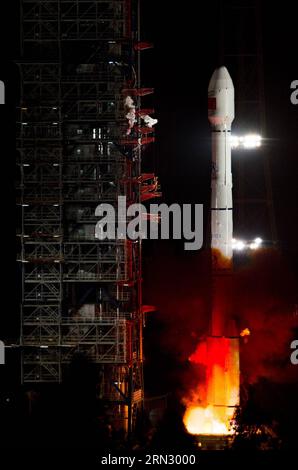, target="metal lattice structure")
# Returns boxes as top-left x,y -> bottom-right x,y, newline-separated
17,0 -> 156,434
